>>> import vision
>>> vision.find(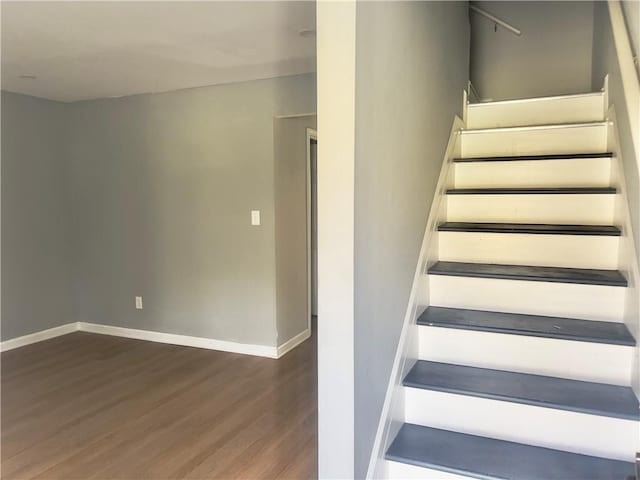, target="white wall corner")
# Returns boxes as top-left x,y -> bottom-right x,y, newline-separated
365,113 -> 465,479
316,1 -> 357,478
